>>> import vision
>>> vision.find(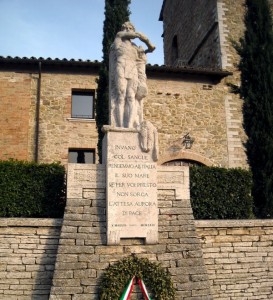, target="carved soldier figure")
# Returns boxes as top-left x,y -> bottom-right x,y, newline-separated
109,21 -> 155,128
